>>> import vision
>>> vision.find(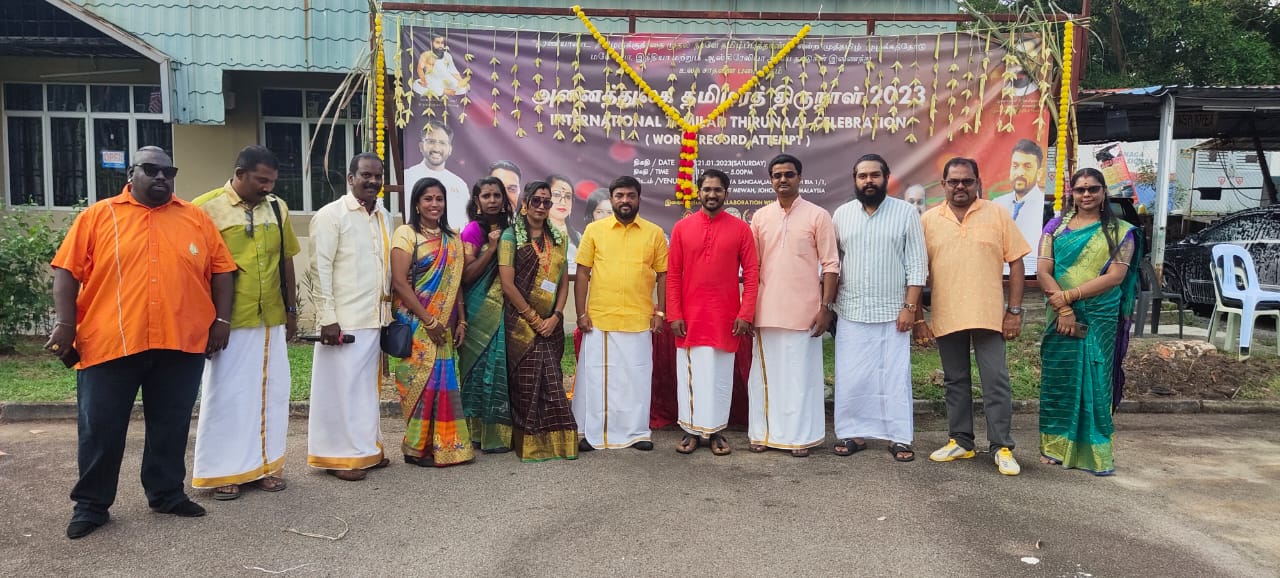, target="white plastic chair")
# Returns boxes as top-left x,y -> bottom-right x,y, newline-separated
1207,244 -> 1280,359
